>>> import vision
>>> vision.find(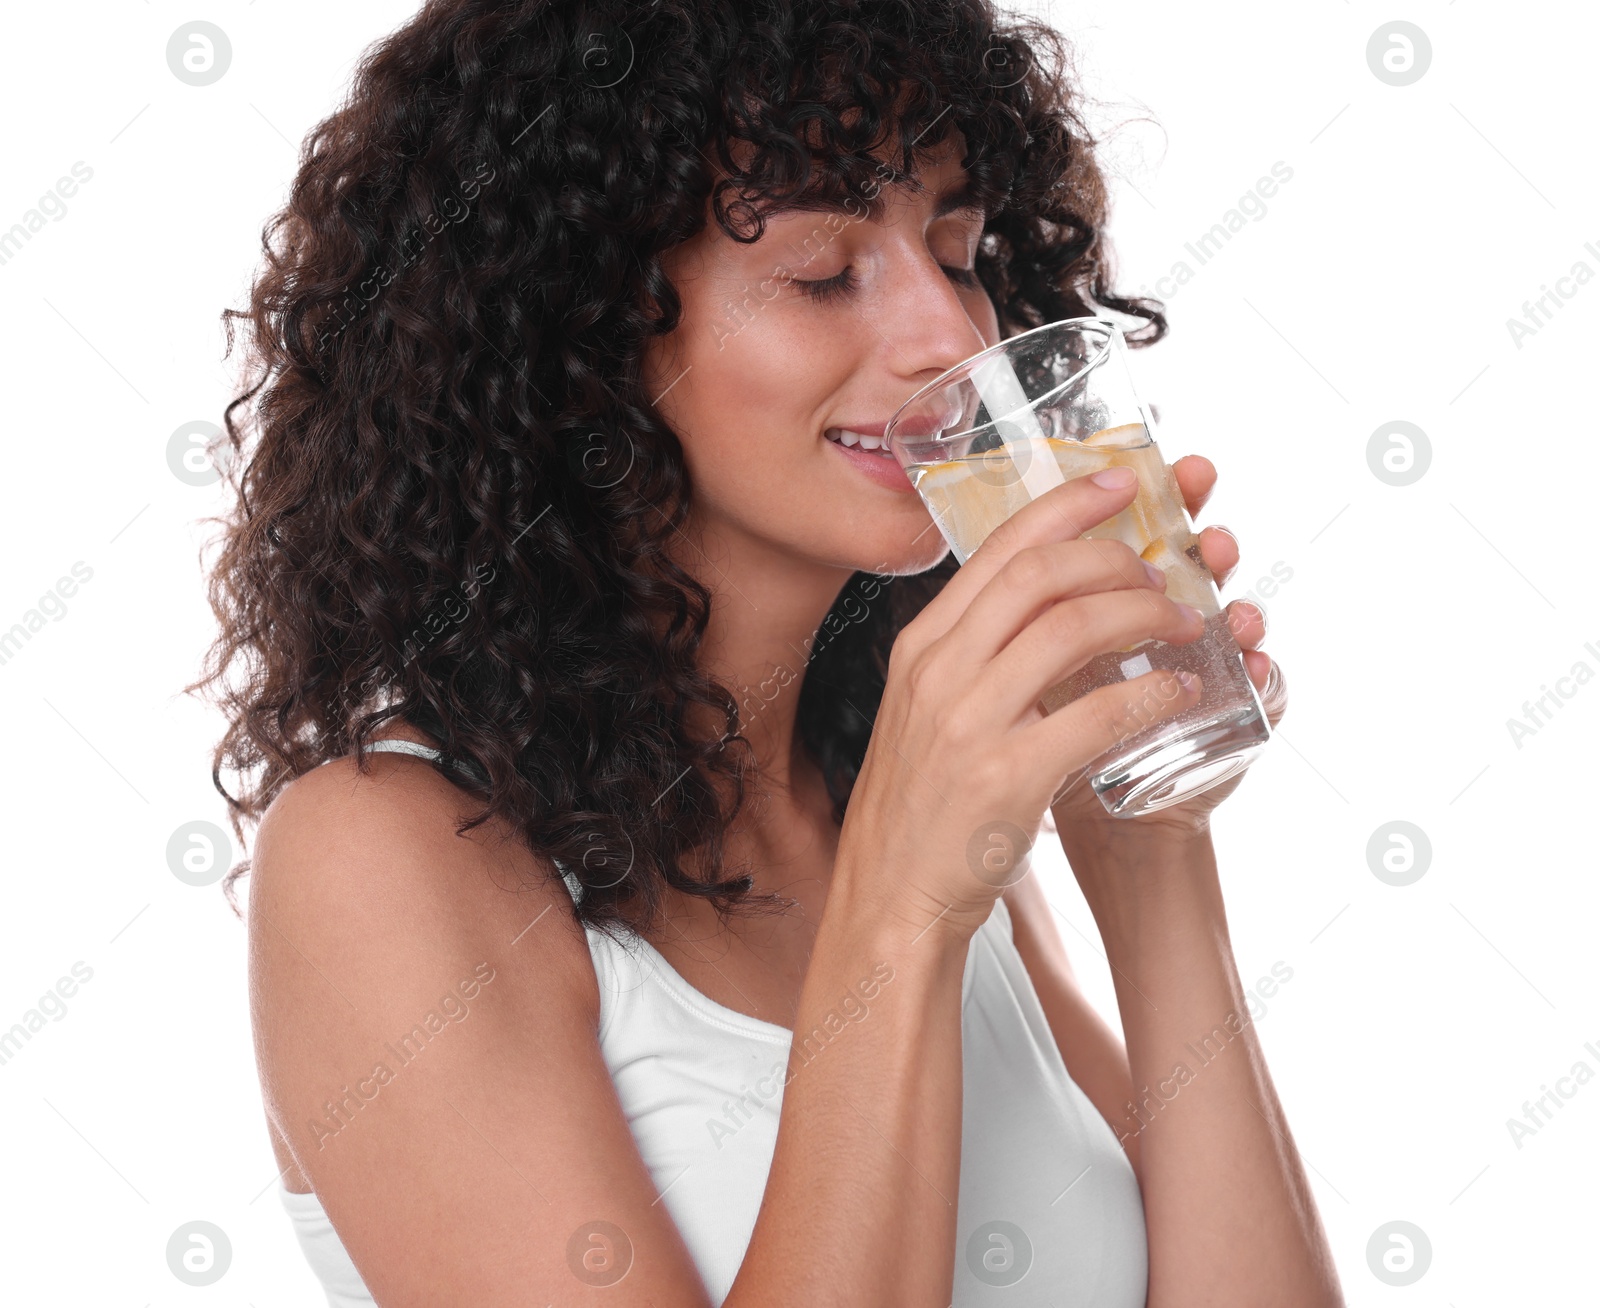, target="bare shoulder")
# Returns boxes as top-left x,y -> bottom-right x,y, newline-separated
243,745 -> 709,1305
250,745 -> 596,1030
